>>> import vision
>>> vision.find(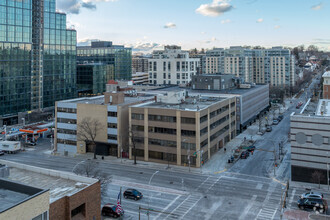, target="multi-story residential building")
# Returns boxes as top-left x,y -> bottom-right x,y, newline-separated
290,99 -> 330,184
77,63 -> 114,96
132,72 -> 149,85
0,0 -> 77,126
54,88 -> 154,156
322,71 -> 330,99
129,91 -> 236,168
205,48 -> 225,74
0,160 -> 100,220
77,41 -> 132,81
203,46 -> 295,87
148,45 -> 200,85
132,55 -> 149,74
